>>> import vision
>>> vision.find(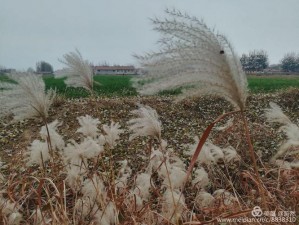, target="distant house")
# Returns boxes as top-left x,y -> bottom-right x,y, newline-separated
93,66 -> 137,75
0,68 -> 16,74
